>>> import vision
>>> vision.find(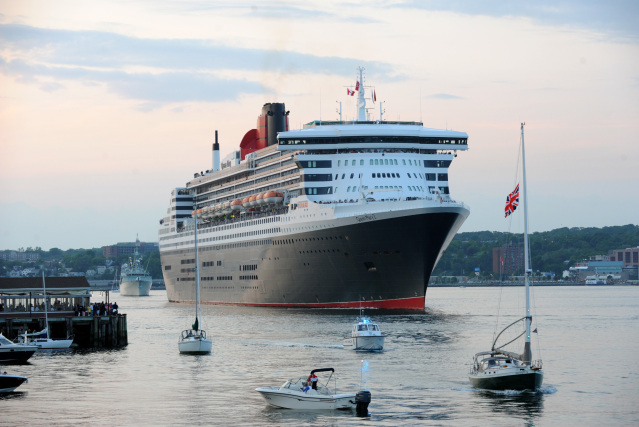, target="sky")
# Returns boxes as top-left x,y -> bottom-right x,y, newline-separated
1,0 -> 638,251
